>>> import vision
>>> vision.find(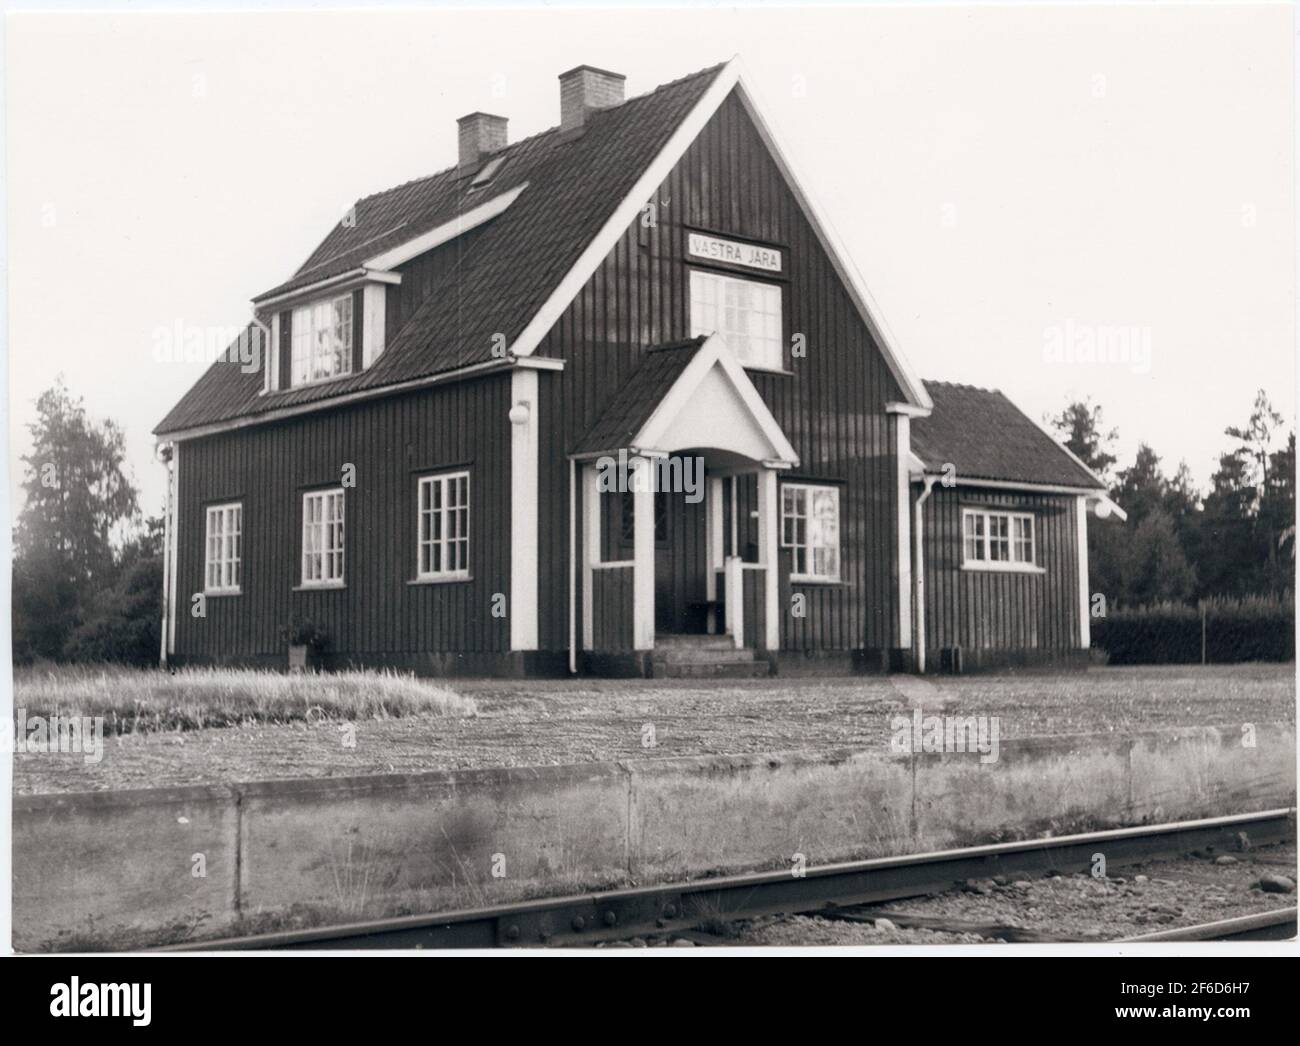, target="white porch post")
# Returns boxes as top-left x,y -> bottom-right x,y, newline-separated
706,474 -> 724,634
724,556 -> 744,649
582,463 -> 600,650
756,467 -> 780,651
631,455 -> 656,651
